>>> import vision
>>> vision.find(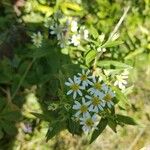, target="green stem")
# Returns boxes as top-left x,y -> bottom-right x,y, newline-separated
12,58 -> 36,100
